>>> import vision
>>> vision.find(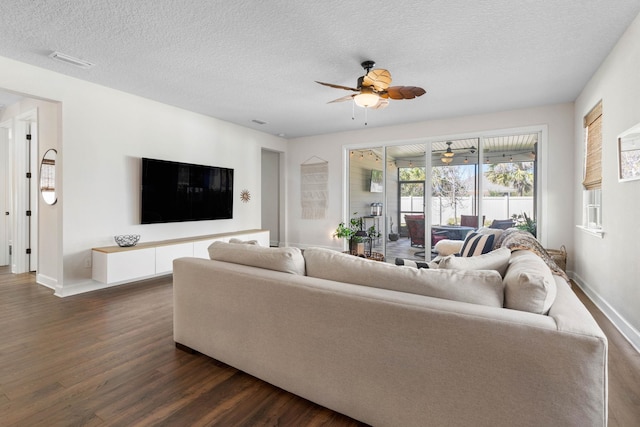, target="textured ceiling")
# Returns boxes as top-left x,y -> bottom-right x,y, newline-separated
0,0 -> 639,139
